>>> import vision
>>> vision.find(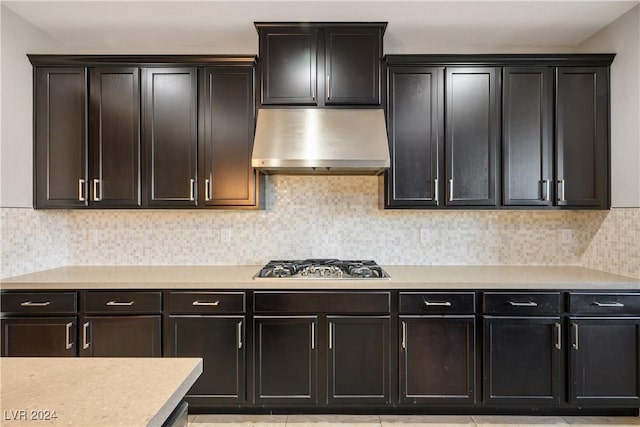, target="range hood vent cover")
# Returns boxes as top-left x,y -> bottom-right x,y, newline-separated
251,108 -> 390,175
